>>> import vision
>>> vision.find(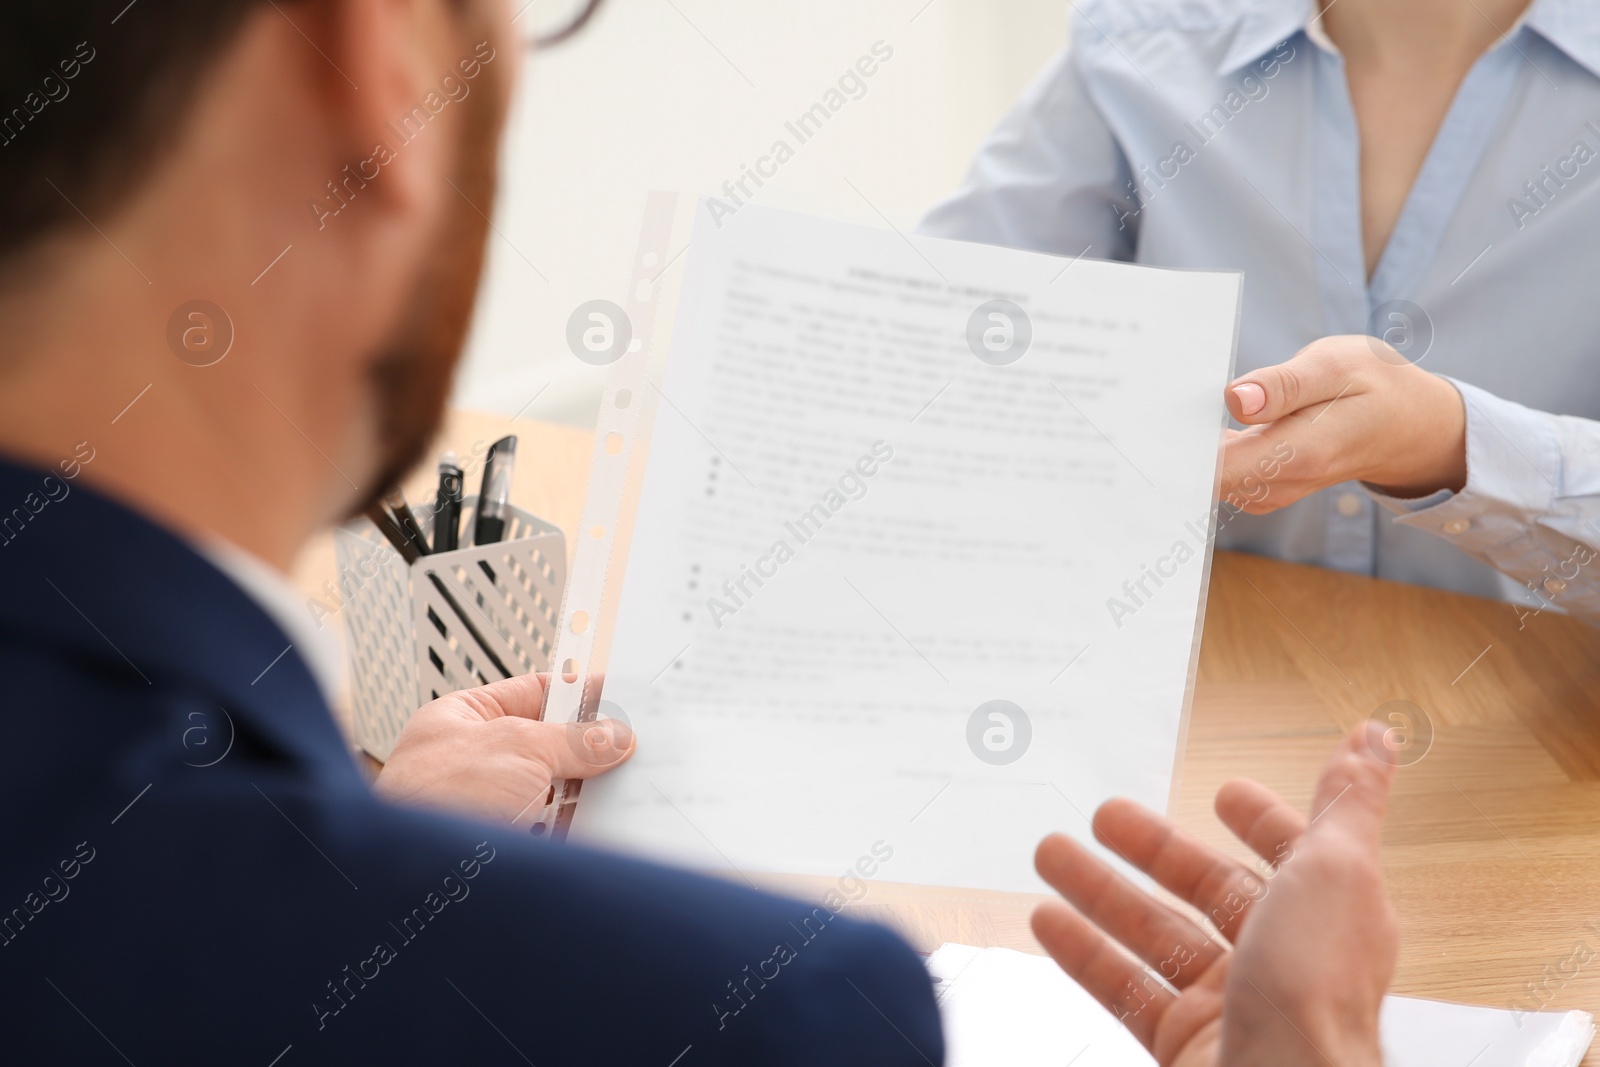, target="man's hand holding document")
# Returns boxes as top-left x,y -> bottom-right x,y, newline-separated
567,200 -> 1242,894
